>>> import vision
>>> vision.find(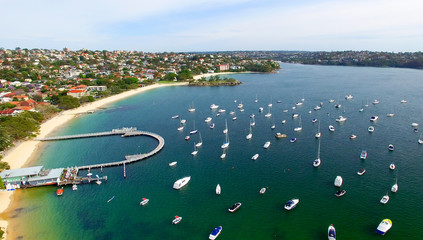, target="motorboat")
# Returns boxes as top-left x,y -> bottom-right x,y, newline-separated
283,109 -> 288,113
290,138 -> 297,143
370,116 -> 379,122
400,99 -> 407,103
314,105 -> 321,110
260,187 -> 266,194
328,224 -> 336,240
336,116 -> 347,122
250,114 -> 255,118
210,123 -> 215,129
218,109 -> 226,113
177,126 -> 184,131
389,163 -> 396,170
349,134 -> 357,139
359,108 -> 364,112
284,198 -> 299,210
335,104 -> 341,108
345,94 -> 353,100
376,219 -> 392,235
209,226 -> 222,240
418,134 -> 423,144
210,104 -> 219,110
229,111 -> 235,115
391,183 -> 398,193
237,103 -> 244,109
258,107 -> 264,112
228,202 -> 242,212
329,99 -> 335,103
315,132 -> 322,138
281,120 -> 286,124
180,119 -> 186,124
368,126 -> 375,133
380,193 -> 389,204
173,176 -> 191,190
96,179 -> 102,185
388,144 -> 394,151
357,168 -> 366,175
312,118 -> 318,123
140,198 -> 149,206
275,133 -> 287,139
252,154 -> 259,160
295,102 -> 303,106
360,150 -> 367,159
216,184 -> 221,195
329,125 -> 335,132
56,187 -> 63,196
334,176 -> 343,187
292,113 -> 299,118
373,99 -> 380,104
172,216 -> 182,224
271,124 -> 276,129
185,136 -> 190,141
171,115 -> 179,119
72,184 -> 77,191
169,161 -> 177,167
387,113 -> 395,117
263,141 -> 271,148
334,190 -> 346,197
205,117 -> 212,122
